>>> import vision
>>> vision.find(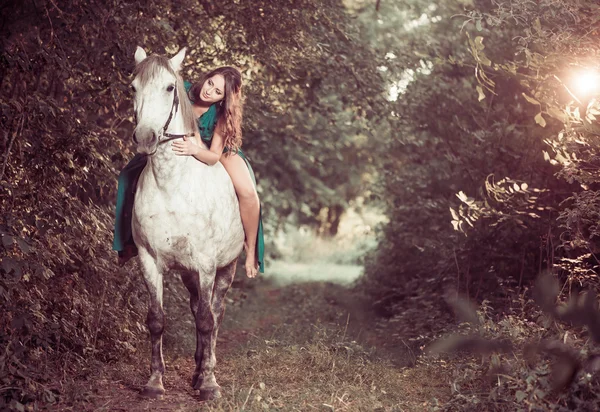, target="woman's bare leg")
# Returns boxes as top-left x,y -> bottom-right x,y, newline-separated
220,154 -> 260,278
